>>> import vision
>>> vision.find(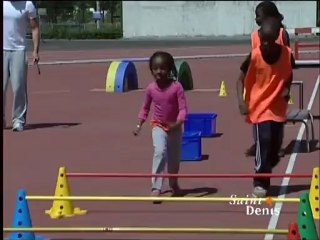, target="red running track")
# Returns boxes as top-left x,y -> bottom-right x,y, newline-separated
3,42 -> 319,240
